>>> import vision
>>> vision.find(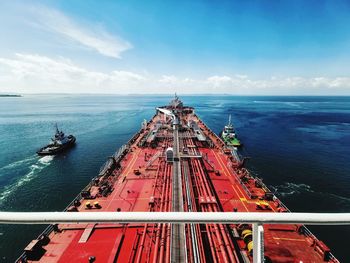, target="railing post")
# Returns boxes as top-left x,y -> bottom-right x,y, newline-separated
253,223 -> 264,263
